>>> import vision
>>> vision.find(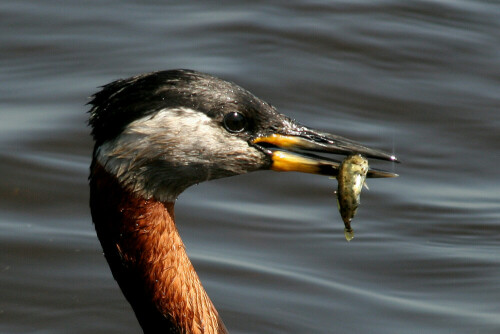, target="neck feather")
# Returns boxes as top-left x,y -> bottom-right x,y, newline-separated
90,161 -> 228,334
